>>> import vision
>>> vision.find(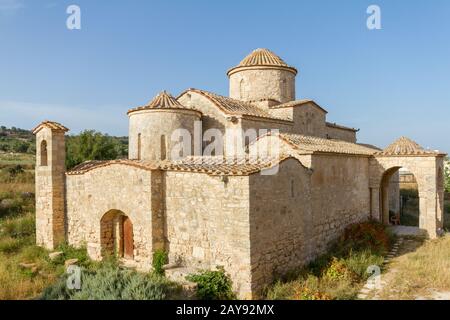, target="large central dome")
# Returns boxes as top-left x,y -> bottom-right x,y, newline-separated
227,48 -> 297,76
